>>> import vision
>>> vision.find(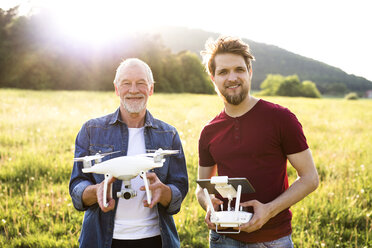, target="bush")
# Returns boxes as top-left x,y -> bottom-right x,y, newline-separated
259,74 -> 321,98
344,92 -> 359,100
301,80 -> 321,98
